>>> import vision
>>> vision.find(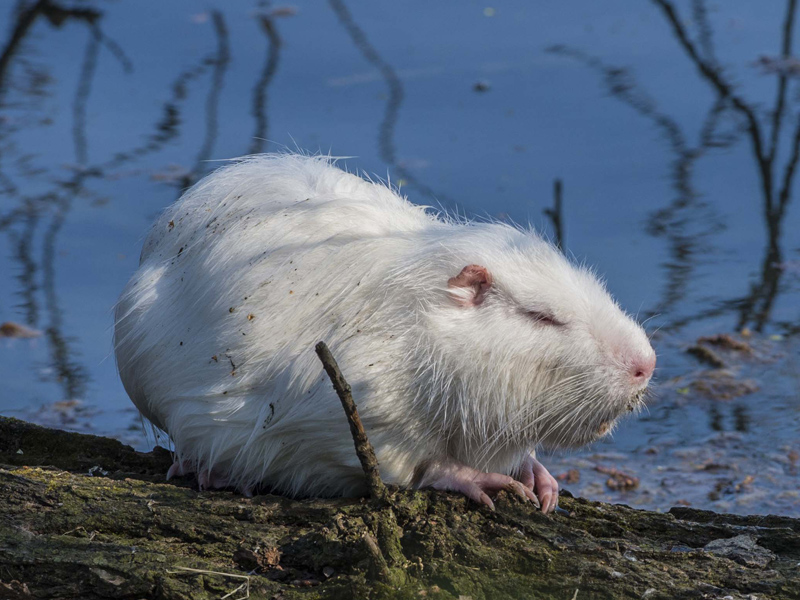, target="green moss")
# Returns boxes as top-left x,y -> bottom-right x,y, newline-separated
1,417 -> 799,599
